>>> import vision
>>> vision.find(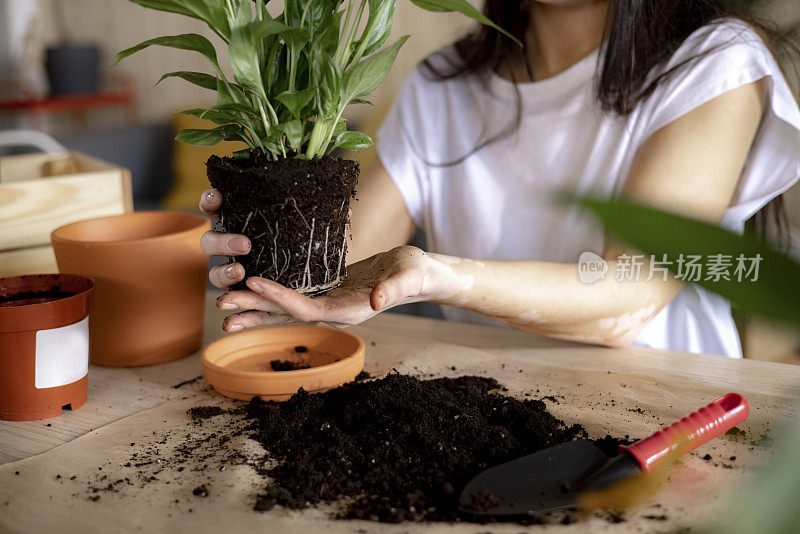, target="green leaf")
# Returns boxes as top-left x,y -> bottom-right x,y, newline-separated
216,78 -> 247,107
175,124 -> 251,147
210,103 -> 260,117
342,35 -> 408,103
409,0 -> 521,45
318,53 -> 343,118
128,0 -> 232,41
284,0 -> 337,35
356,0 -> 396,56
230,3 -> 289,97
179,108 -> 238,125
156,71 -> 218,91
116,34 -> 221,74
331,131 -> 373,152
571,196 -> 800,330
276,89 -> 315,118
278,120 -> 304,149
179,103 -> 259,126
332,117 -> 347,138
175,128 -> 226,147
